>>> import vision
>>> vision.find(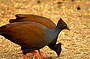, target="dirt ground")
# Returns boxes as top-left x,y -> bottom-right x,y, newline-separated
0,0 -> 90,59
